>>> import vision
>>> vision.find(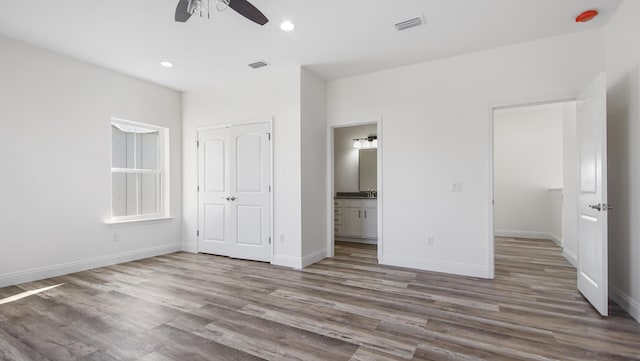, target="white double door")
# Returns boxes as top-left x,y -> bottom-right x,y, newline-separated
197,122 -> 271,262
